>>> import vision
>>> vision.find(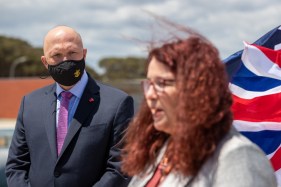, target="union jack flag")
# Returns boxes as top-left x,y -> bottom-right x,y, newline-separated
224,25 -> 281,186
